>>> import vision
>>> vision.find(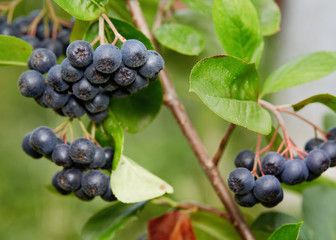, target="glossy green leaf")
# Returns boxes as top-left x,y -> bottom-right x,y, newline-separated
251,0 -> 281,36
213,0 -> 264,65
180,0 -> 213,17
111,155 -> 173,203
154,23 -> 205,55
70,20 -> 90,42
191,211 -> 240,240
53,0 -> 107,21
92,122 -> 115,148
292,94 -> 336,113
102,112 -> 124,170
269,222 -> 303,240
252,212 -> 312,240
83,18 -> 163,133
261,52 -> 336,97
282,176 -> 336,194
104,1 -> 132,23
82,201 -> 146,240
0,35 -> 33,66
190,56 -> 272,134
303,186 -> 336,240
